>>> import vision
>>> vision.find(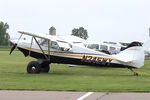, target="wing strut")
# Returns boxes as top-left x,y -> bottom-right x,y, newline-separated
33,37 -> 49,60
18,31 -> 51,61
48,40 -> 50,59
29,37 -> 33,56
